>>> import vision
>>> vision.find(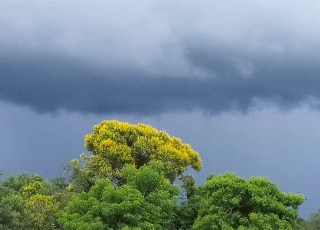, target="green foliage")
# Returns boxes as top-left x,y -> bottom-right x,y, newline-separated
0,174 -> 40,229
25,194 -> 59,230
21,180 -> 51,197
175,195 -> 200,230
181,175 -> 196,199
0,193 -> 31,230
174,175 -> 199,229
1,173 -> 43,192
0,121 -> 307,230
66,155 -> 96,192
193,173 -> 304,230
58,162 -> 179,230
0,173 -> 64,230
299,210 -> 320,230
